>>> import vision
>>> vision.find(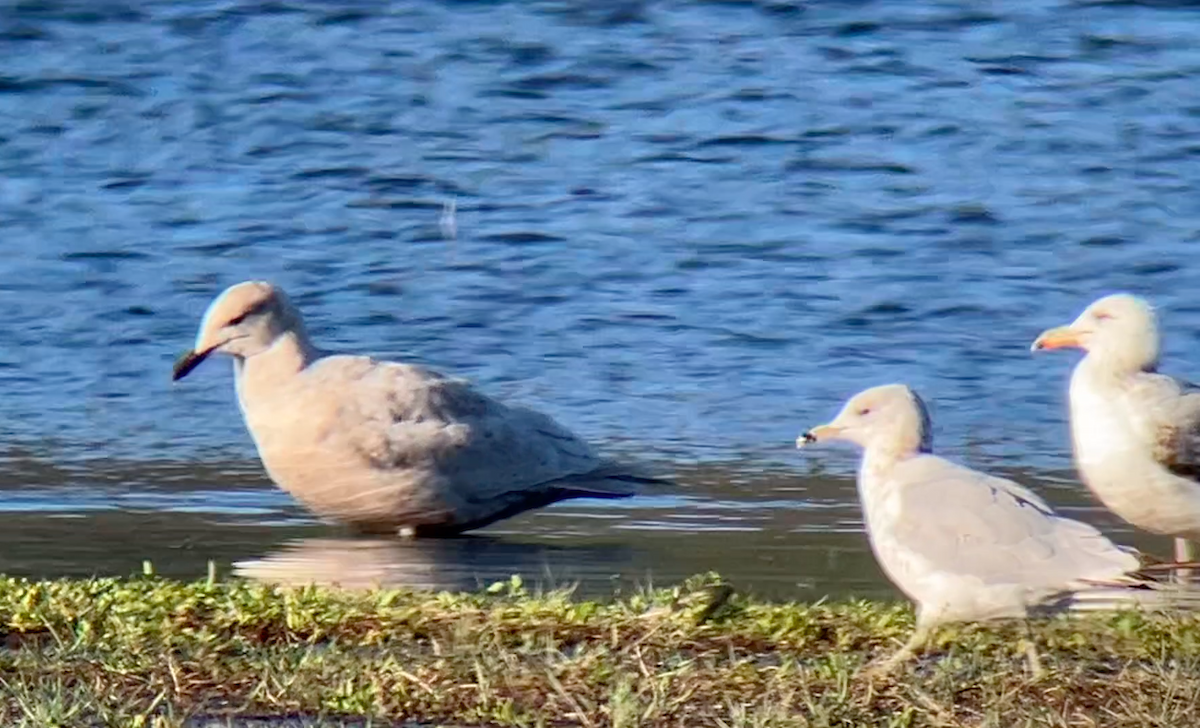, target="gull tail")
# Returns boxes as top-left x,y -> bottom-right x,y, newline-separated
1043,577 -> 1200,614
553,463 -> 675,499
